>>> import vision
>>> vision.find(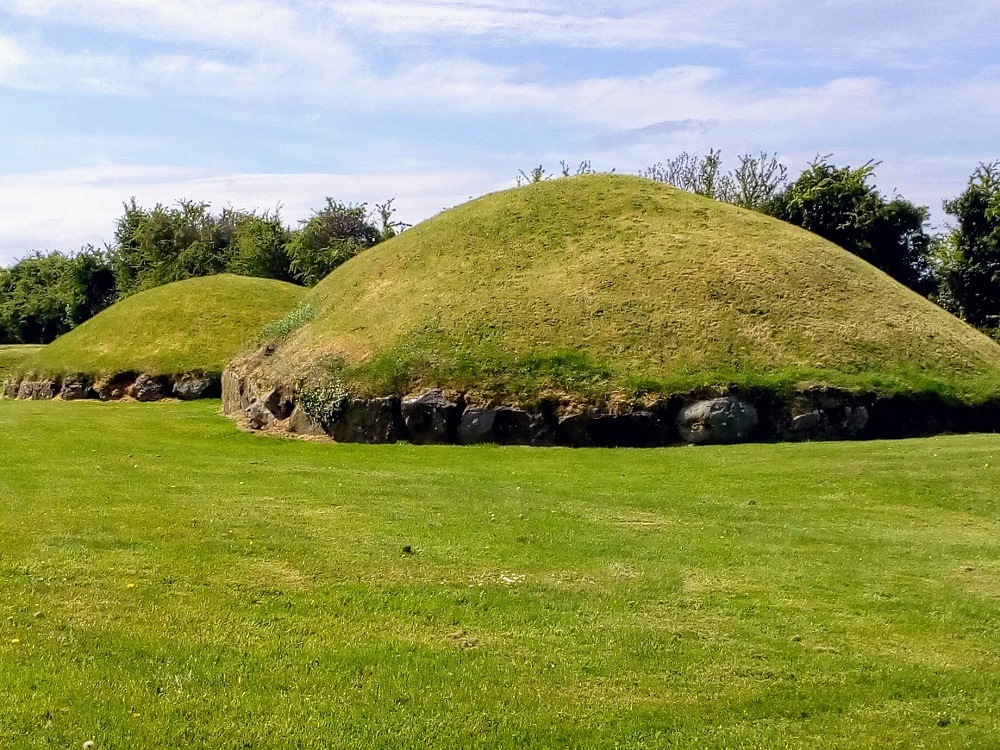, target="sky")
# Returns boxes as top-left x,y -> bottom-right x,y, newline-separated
0,0 -> 998,265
